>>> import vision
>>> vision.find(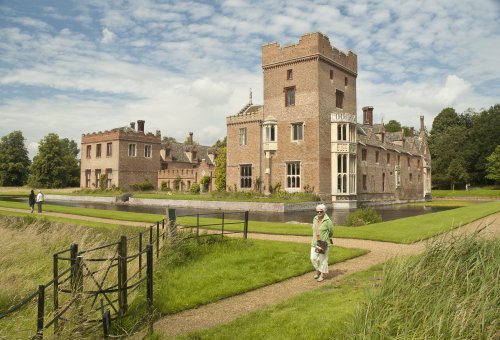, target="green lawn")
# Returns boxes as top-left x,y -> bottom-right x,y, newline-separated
152,237 -> 367,315
2,200 -> 498,244
432,188 -> 500,198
